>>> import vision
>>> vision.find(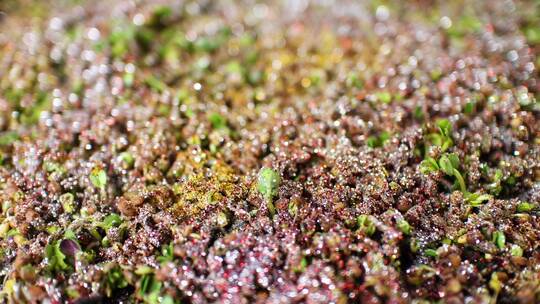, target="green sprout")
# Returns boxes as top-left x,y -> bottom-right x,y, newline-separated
144,76 -> 166,93
510,244 -> 523,257
464,100 -> 476,114
138,273 -> 163,304
397,219 -> 411,235
257,167 -> 281,216
489,272 -> 502,295
118,152 -> 135,169
465,192 -> 492,207
425,118 -> 453,152
516,201 -> 535,213
375,91 -> 392,104
346,72 -> 363,89
208,113 -> 227,130
0,131 -> 19,147
492,231 -> 506,249
103,265 -> 129,297
357,215 -> 376,236
156,242 -> 174,264
59,193 -> 75,214
366,131 -> 391,148
45,237 -> 80,274
424,248 -> 438,258
419,157 -> 439,174
98,213 -> 123,230
420,152 -> 467,193
90,167 -> 107,190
